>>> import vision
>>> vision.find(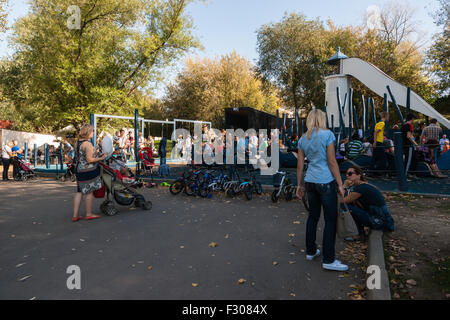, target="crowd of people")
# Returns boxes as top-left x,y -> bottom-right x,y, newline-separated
337,112 -> 448,178
1,111 -> 447,275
